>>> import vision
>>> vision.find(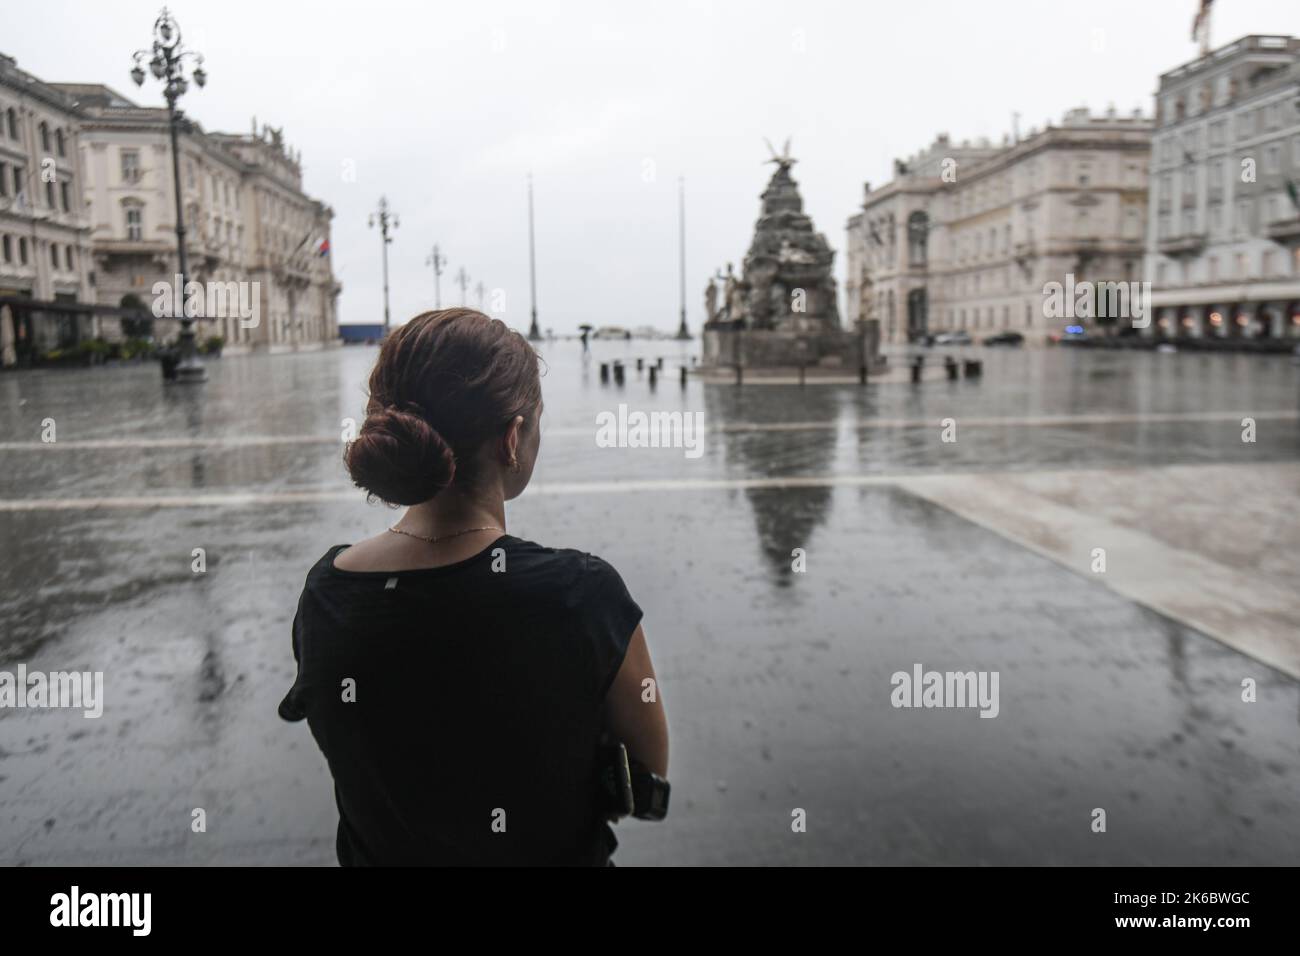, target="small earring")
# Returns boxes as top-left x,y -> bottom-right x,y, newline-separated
509,457 -> 520,473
